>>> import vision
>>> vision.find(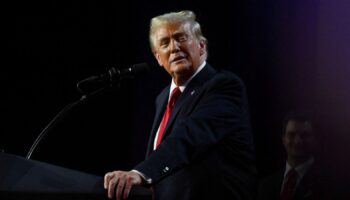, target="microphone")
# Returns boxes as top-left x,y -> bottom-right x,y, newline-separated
77,62 -> 150,94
